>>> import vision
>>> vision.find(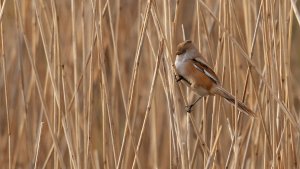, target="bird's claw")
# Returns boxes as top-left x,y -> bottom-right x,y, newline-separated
175,74 -> 183,82
185,105 -> 193,113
